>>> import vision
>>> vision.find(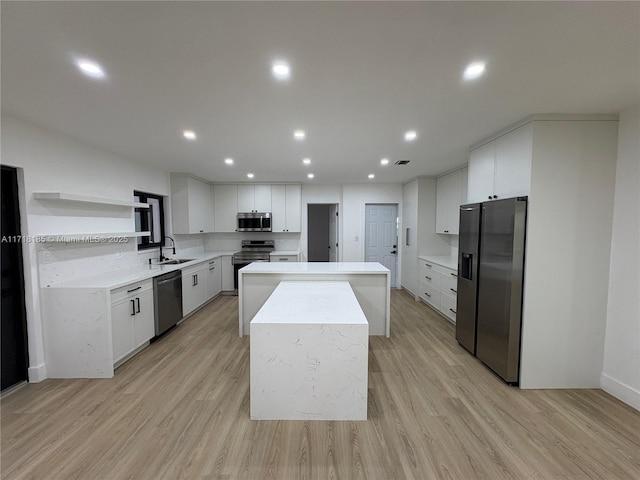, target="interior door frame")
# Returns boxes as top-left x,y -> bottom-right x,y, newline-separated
1,165 -> 29,392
